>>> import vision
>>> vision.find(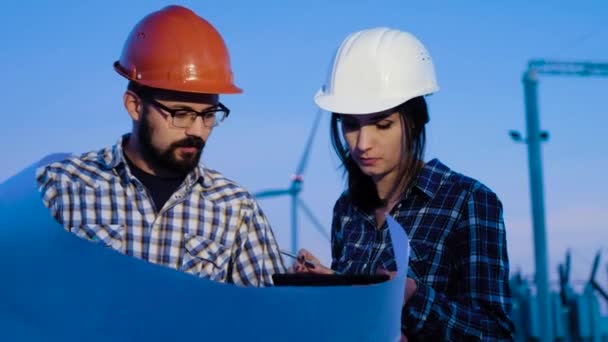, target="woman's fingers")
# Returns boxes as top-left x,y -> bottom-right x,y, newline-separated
292,249 -> 334,274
